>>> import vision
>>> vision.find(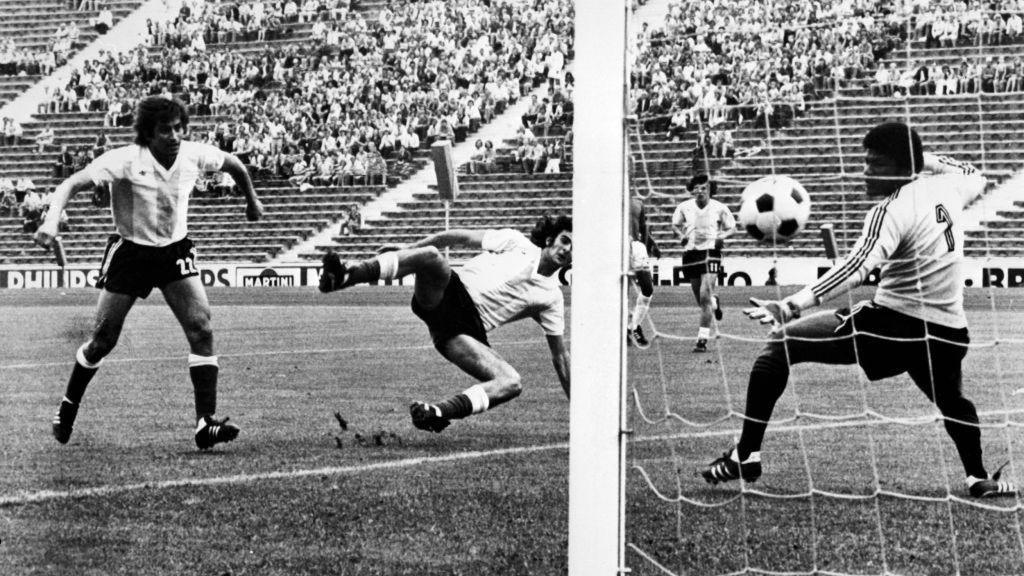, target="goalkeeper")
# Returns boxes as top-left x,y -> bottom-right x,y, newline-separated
701,121 -> 1017,498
